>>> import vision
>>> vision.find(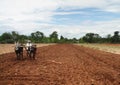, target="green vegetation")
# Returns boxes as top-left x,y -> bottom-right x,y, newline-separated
0,31 -> 120,44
